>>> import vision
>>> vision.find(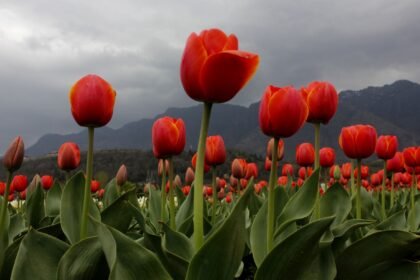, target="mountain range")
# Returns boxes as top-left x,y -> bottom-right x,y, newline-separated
27,80 -> 420,162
